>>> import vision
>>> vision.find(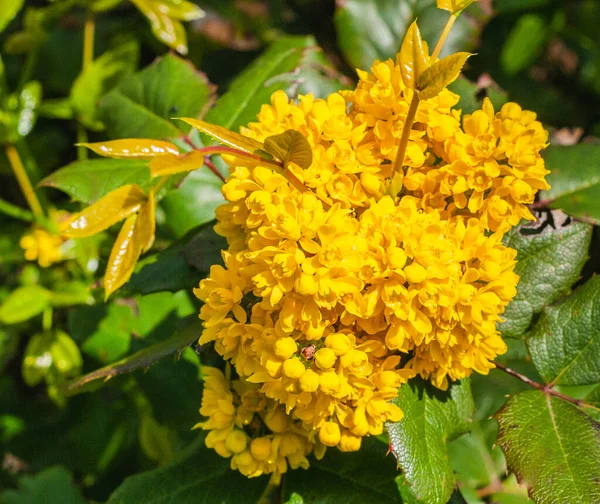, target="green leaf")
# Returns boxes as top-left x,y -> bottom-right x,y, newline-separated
282,438 -> 401,503
40,158 -> 151,204
386,378 -> 474,504
527,275 -> 600,386
99,54 -> 215,139
0,0 -> 24,35
540,144 -> 600,224
0,285 -> 50,325
448,77 -> 508,115
495,391 -> 600,504
0,466 -> 86,504
500,14 -> 548,75
263,130 -> 313,170
71,40 -> 139,130
498,211 -> 591,338
64,319 -> 202,395
334,0 -> 479,71
204,36 -> 319,131
106,435 -> 265,503
49,282 -> 94,308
